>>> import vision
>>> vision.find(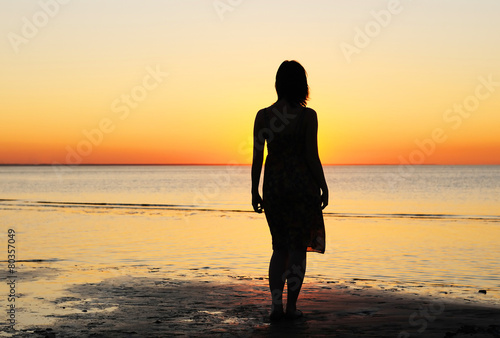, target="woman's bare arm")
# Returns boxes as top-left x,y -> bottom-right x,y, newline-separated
251,109 -> 265,212
305,109 -> 329,209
